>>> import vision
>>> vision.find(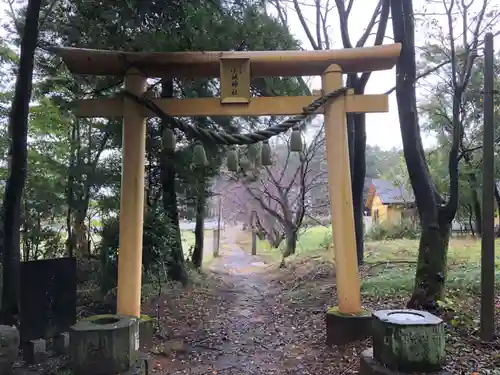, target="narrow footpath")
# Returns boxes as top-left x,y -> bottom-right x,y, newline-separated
151,228 -> 357,375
